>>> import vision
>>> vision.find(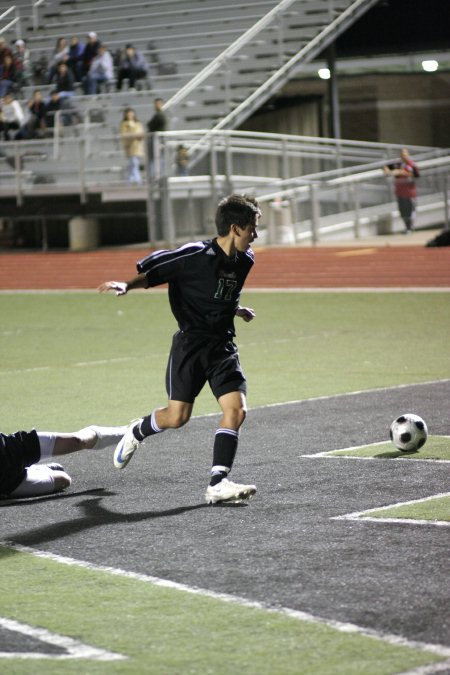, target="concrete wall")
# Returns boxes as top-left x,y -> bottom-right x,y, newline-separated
252,70 -> 450,149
